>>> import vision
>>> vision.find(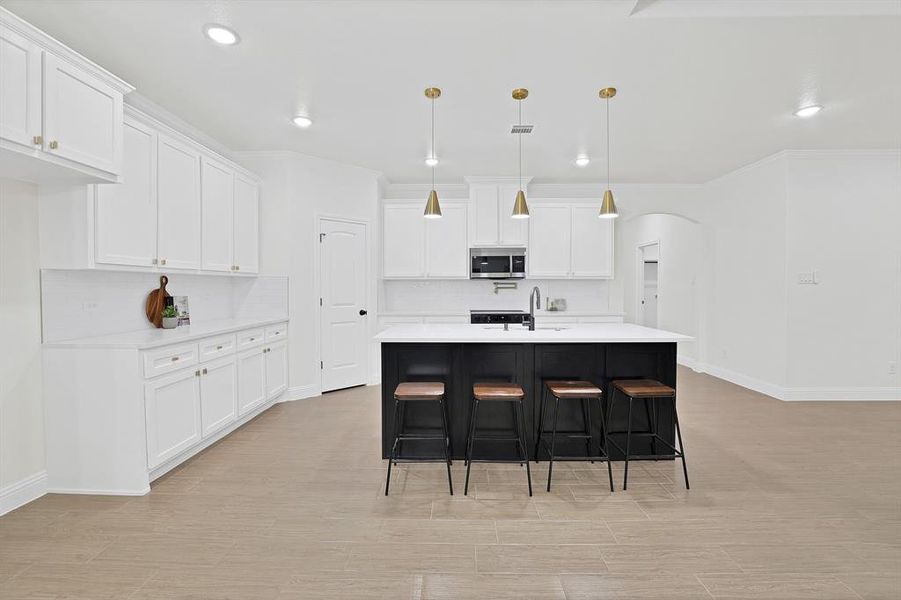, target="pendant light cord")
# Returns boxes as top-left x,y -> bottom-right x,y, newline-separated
606,96 -> 611,190
431,96 -> 435,190
518,99 -> 523,191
